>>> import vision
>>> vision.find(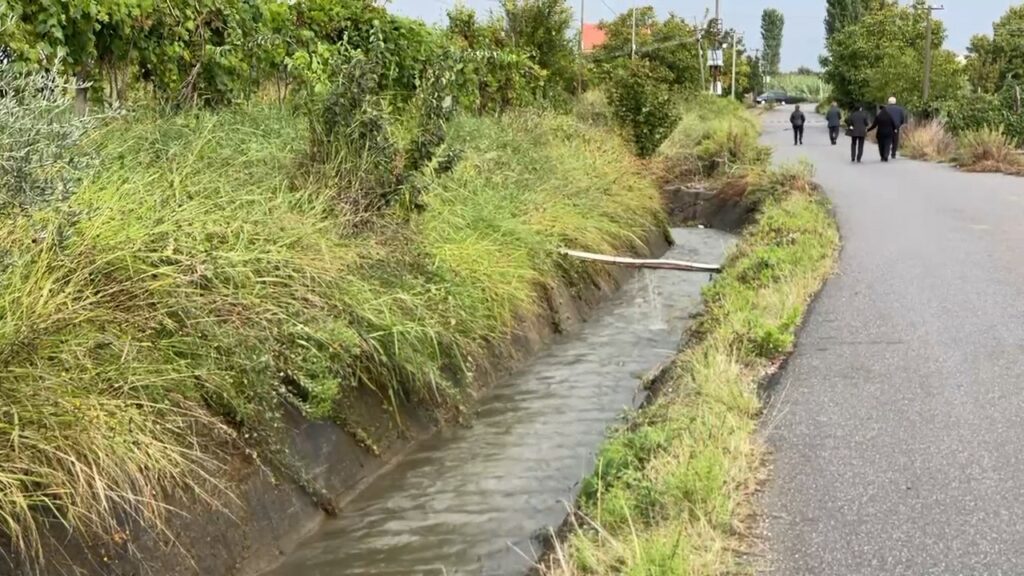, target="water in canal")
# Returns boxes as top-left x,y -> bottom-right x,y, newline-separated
262,228 -> 735,576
